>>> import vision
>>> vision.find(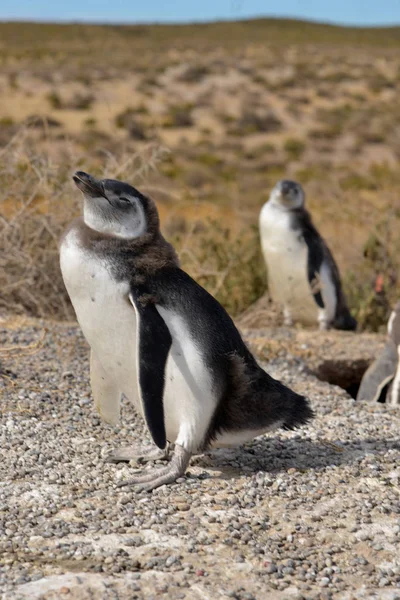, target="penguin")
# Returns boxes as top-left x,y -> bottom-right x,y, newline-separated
259,180 -> 357,331
357,302 -> 400,405
60,171 -> 313,492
